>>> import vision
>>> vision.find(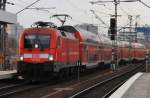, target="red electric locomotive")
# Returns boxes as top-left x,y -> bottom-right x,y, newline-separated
17,21 -> 146,80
